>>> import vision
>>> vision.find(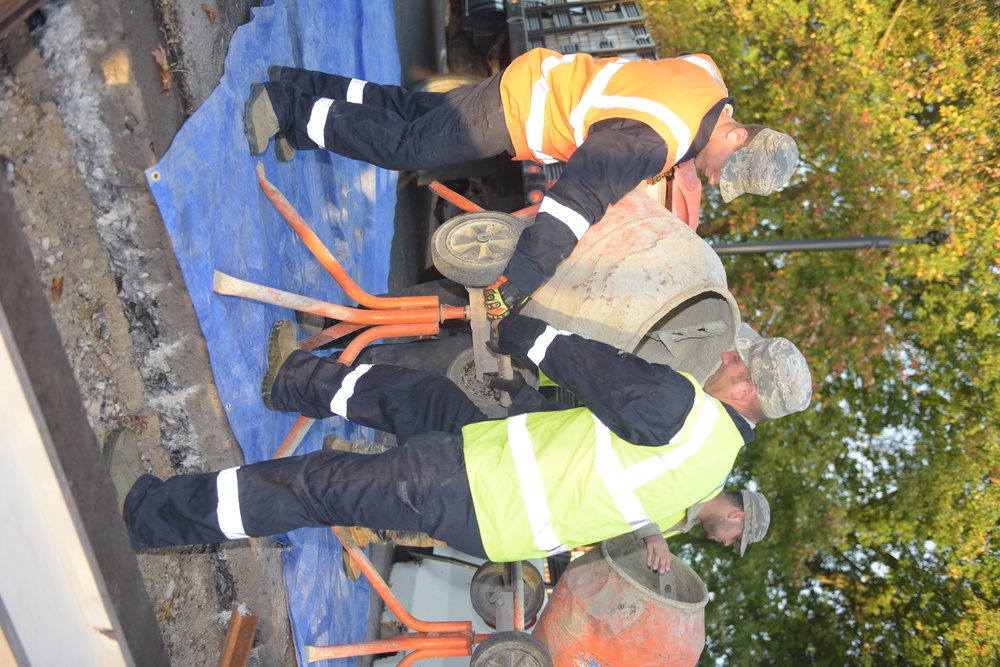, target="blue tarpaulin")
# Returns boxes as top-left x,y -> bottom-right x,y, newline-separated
145,1 -> 400,664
